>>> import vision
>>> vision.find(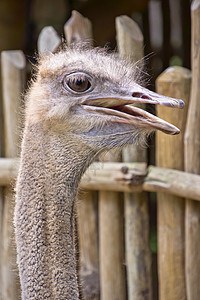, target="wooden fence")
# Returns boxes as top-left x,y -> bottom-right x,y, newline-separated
0,3 -> 200,300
